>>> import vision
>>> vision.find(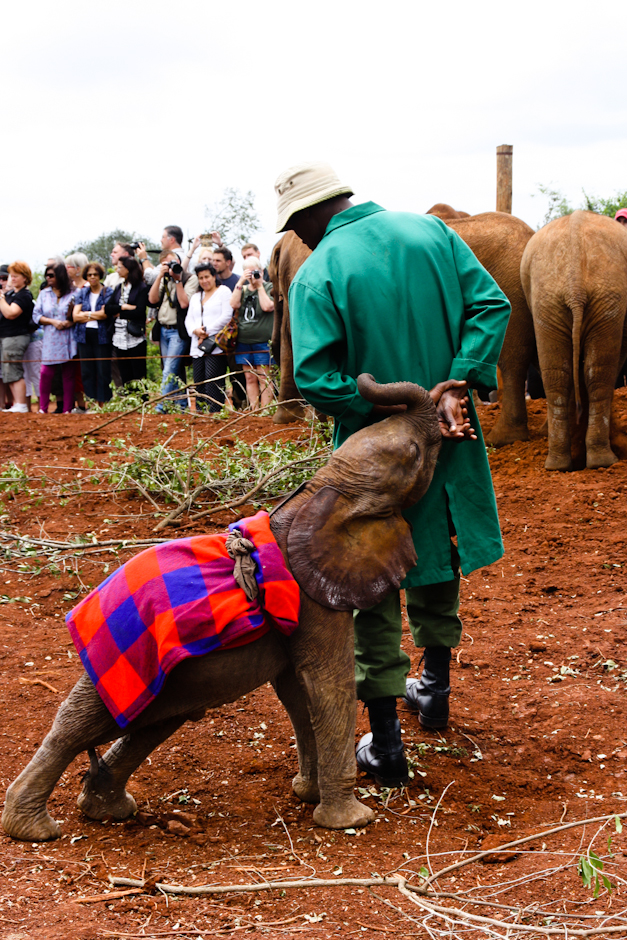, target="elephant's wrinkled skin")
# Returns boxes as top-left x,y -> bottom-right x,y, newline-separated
520,211 -> 627,471
269,232 -> 311,423
2,376 -> 442,843
445,212 -> 536,446
270,213 -> 536,447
